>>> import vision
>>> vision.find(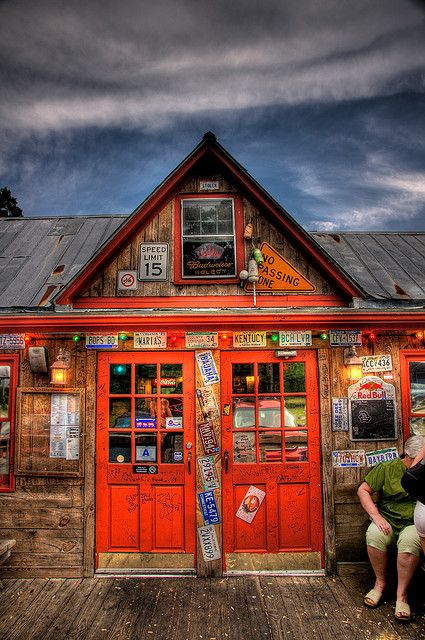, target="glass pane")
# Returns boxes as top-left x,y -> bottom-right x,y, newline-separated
109,364 -> 131,394
283,362 -> 306,393
233,397 -> 255,428
233,431 -> 256,463
135,364 -> 157,394
284,396 -> 306,427
258,397 -> 281,428
135,435 -> 157,462
159,364 -> 183,394
162,397 -> 183,429
258,363 -> 280,393
284,430 -> 308,462
109,433 -> 131,463
0,366 -> 10,417
409,417 -> 425,436
109,398 -> 131,428
409,362 -> 425,414
135,398 -> 156,429
161,433 -> 184,463
232,363 -> 254,394
0,421 -> 10,478
260,431 -> 282,463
